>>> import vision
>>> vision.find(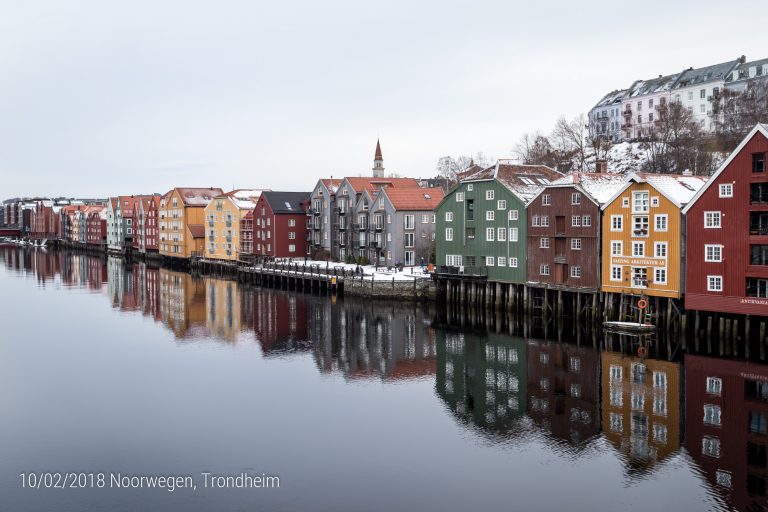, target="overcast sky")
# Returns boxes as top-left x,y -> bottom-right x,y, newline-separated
0,0 -> 765,198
